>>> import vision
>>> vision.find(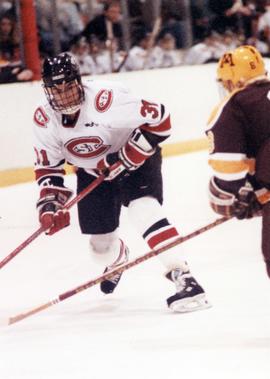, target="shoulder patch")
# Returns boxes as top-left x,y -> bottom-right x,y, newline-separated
95,89 -> 113,112
34,107 -> 49,128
